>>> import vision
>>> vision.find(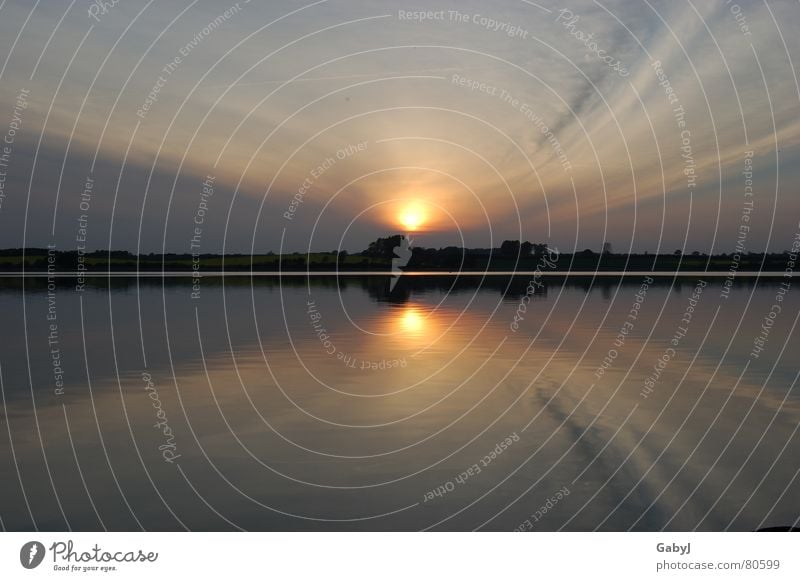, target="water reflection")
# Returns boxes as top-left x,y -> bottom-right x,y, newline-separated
396,305 -> 427,336
0,275 -> 797,531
